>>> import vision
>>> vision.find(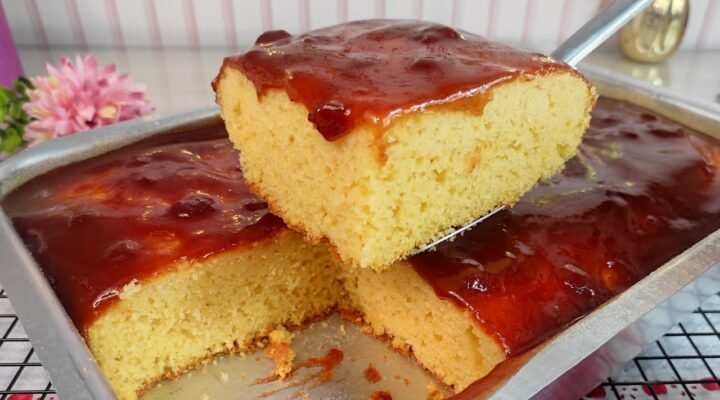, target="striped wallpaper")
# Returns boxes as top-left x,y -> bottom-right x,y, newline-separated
2,0 -> 719,51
